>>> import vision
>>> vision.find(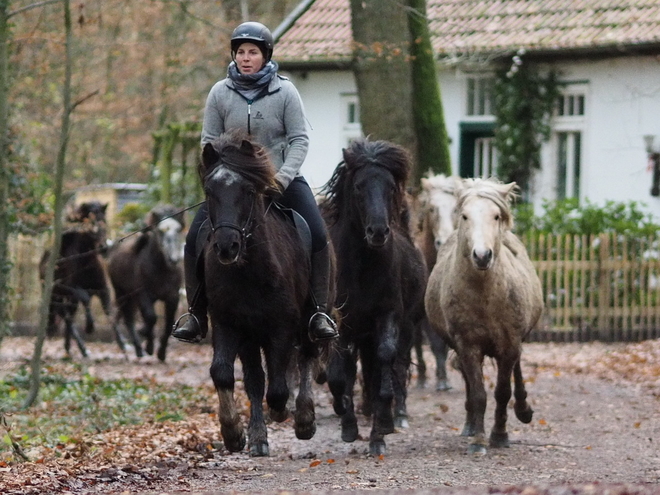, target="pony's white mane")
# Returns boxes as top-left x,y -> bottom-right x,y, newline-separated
456,178 -> 518,230
421,173 -> 460,195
